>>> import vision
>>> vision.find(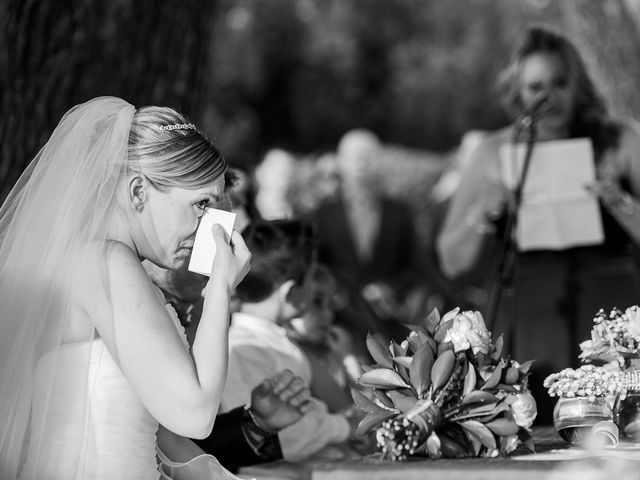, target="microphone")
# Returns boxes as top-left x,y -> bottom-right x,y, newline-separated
515,94 -> 549,130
